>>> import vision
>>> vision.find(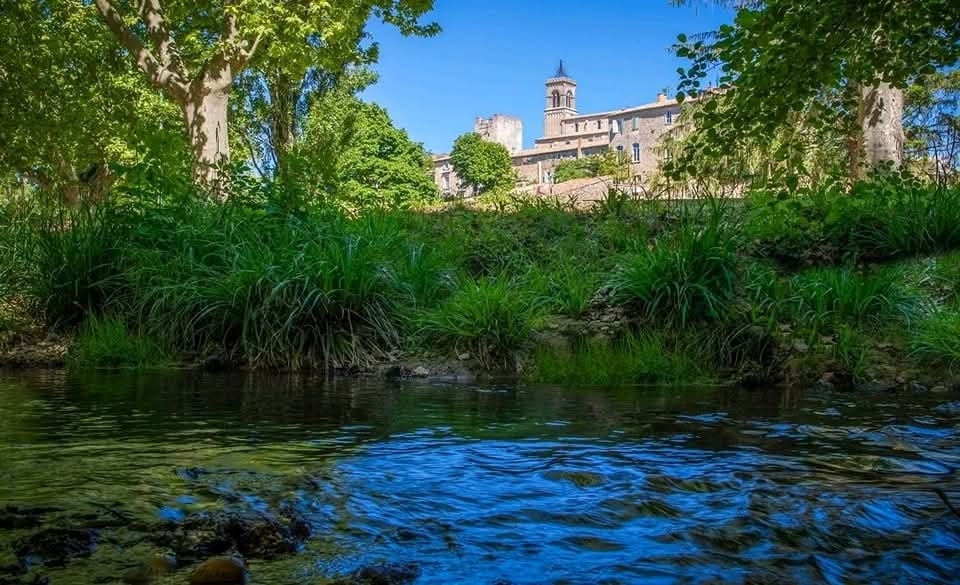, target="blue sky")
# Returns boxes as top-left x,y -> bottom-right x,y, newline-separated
362,0 -> 734,153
